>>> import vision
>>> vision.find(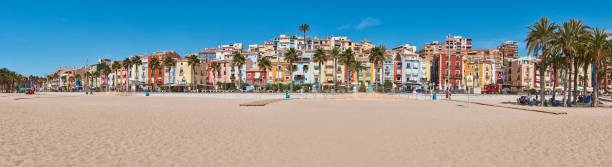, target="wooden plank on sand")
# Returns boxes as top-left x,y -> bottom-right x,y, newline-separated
239,99 -> 287,106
